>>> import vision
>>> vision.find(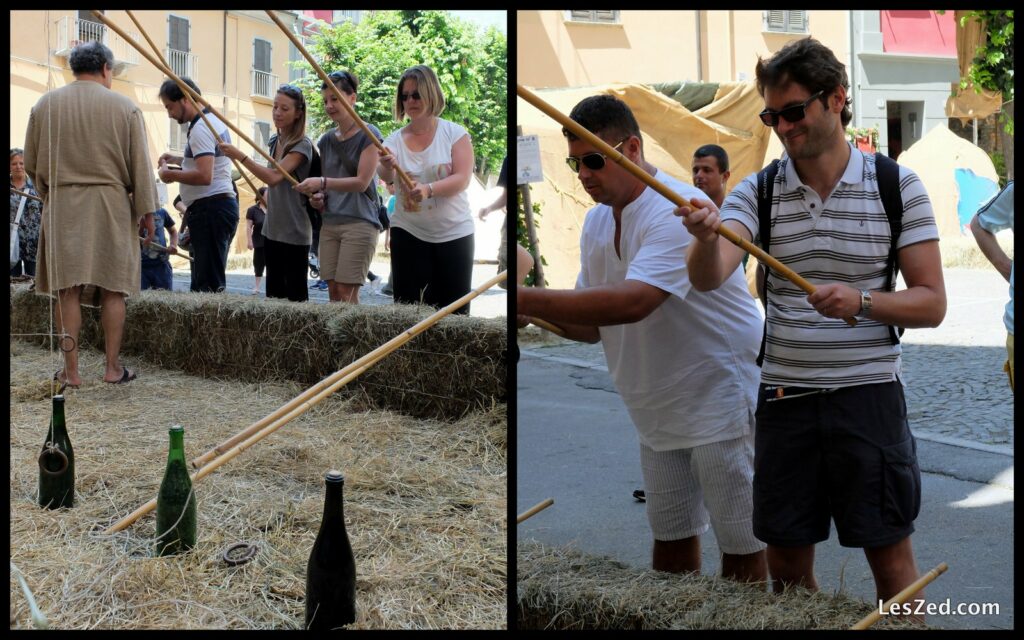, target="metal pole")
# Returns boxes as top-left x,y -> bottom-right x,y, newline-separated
517,125 -> 545,288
